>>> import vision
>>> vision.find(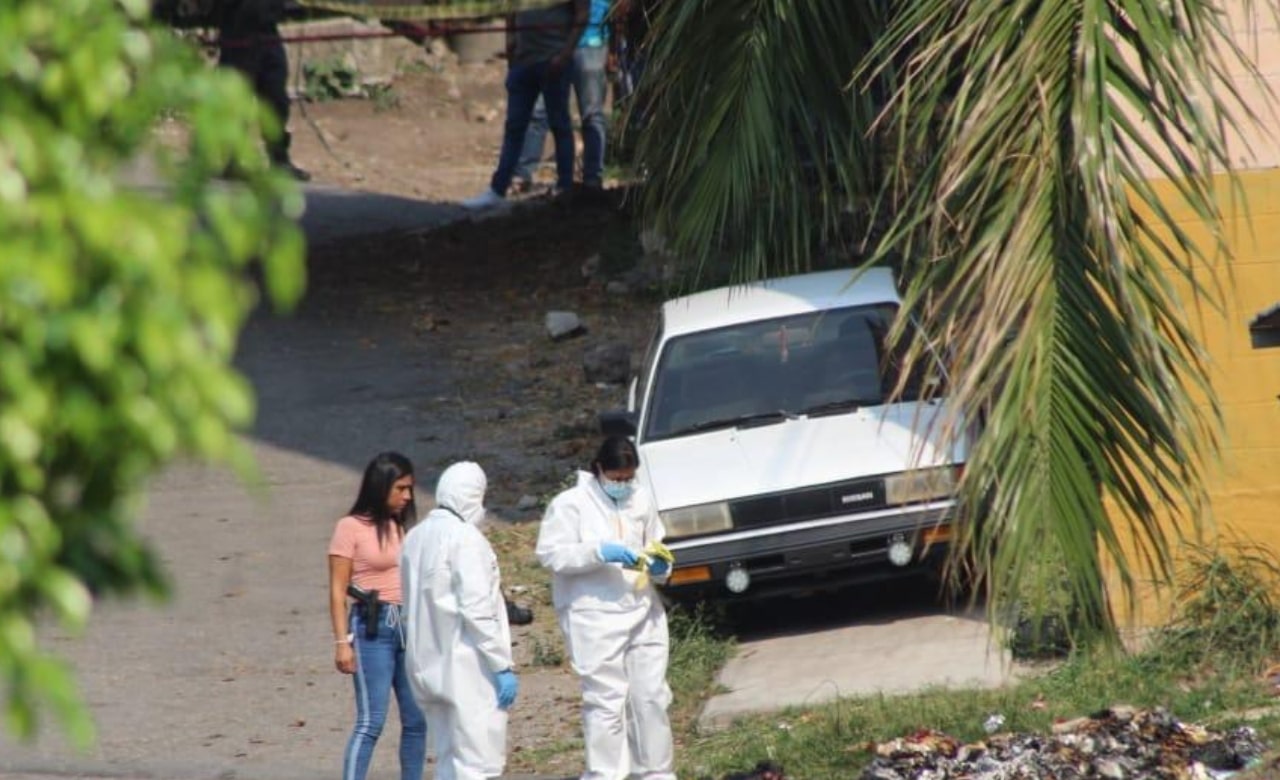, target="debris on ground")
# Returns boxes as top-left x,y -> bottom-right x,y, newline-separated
861,706 -> 1266,779
546,310 -> 586,340
713,760 -> 787,780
